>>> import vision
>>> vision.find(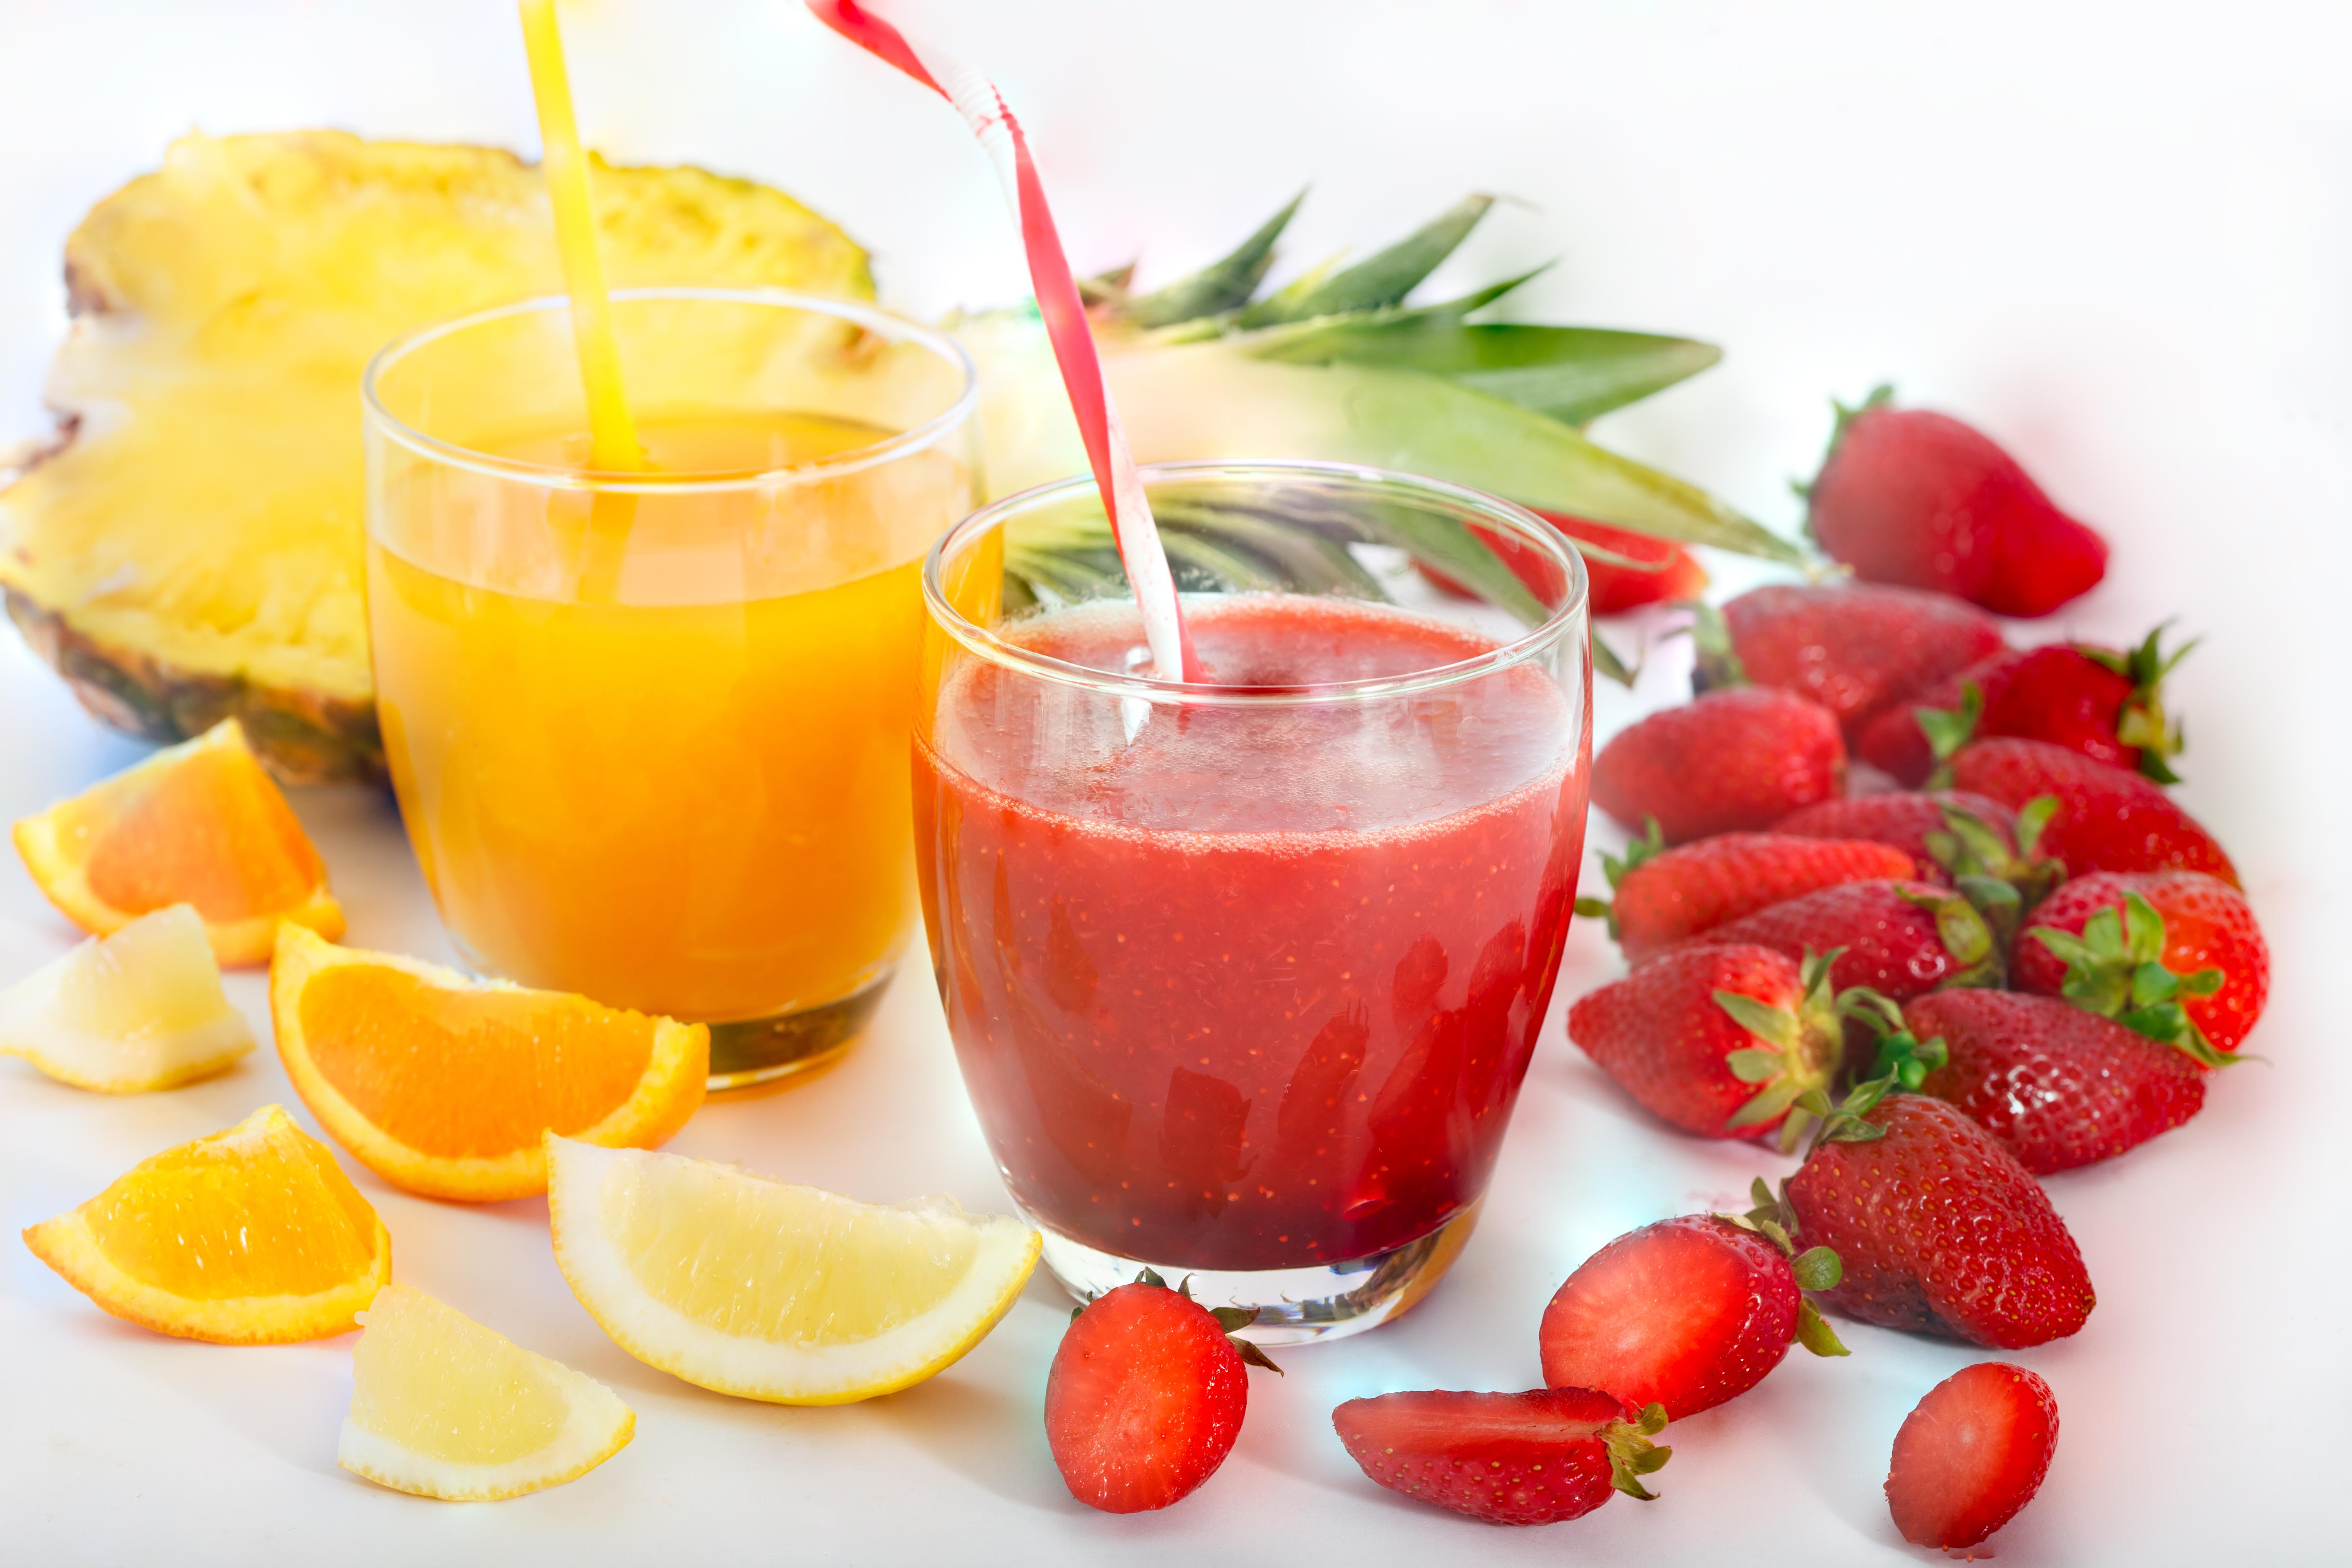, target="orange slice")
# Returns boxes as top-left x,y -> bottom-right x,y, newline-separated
22,1104 -> 389,1343
12,719 -> 343,966
271,926 -> 709,1202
